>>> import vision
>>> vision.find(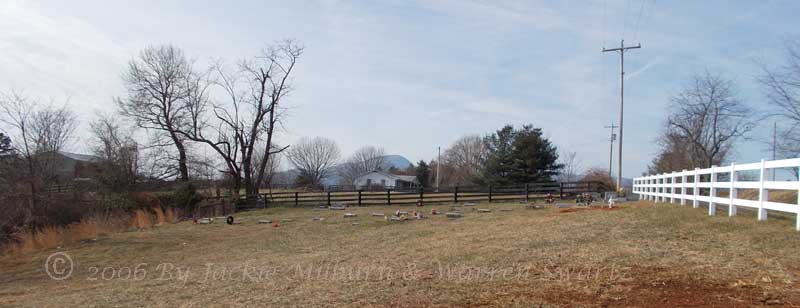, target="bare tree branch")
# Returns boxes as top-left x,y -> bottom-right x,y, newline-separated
116,45 -> 195,181
666,70 -> 754,168
286,137 -> 341,188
